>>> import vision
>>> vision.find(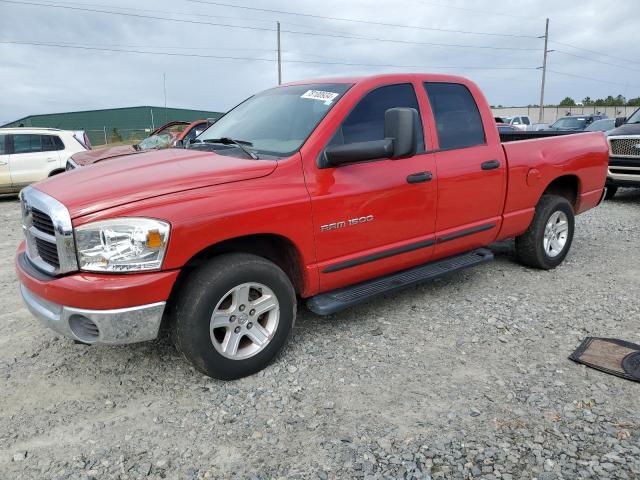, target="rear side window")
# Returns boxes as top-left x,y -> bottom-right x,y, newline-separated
330,83 -> 425,151
13,134 -> 43,154
42,135 -> 64,151
522,117 -> 531,125
423,82 -> 485,150
0,134 -> 6,155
